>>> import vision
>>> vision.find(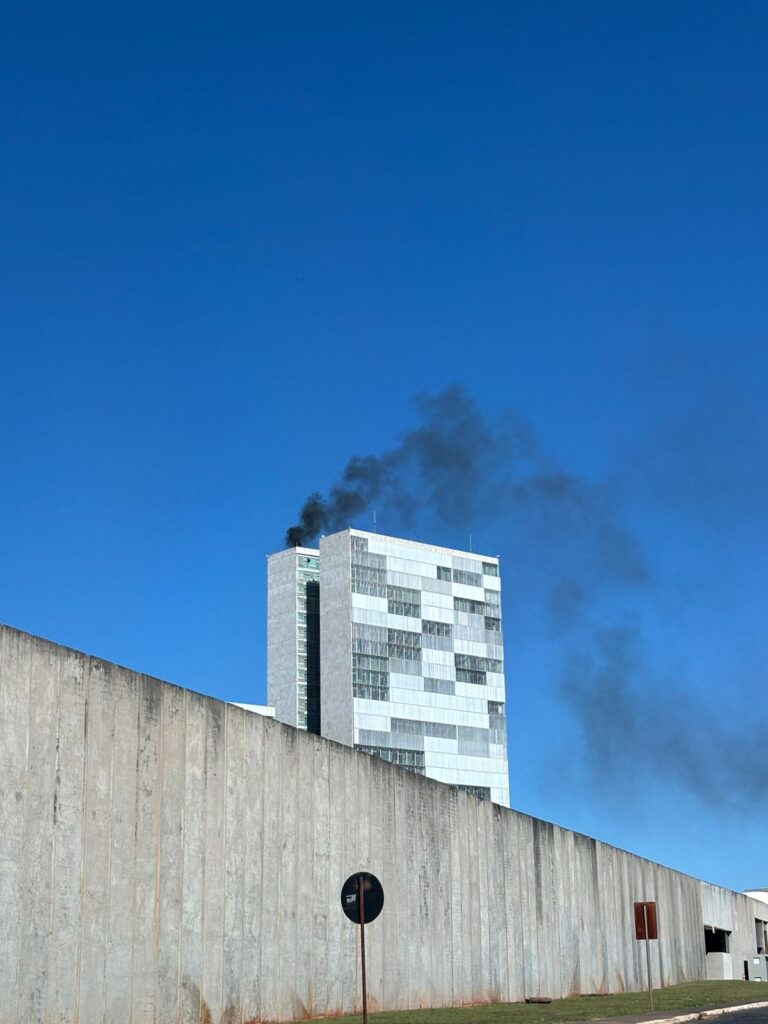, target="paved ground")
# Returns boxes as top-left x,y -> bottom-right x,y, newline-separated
709,1011 -> 768,1024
